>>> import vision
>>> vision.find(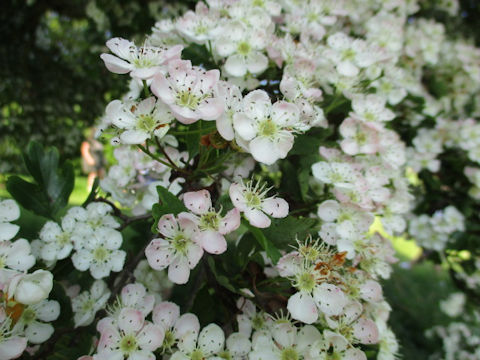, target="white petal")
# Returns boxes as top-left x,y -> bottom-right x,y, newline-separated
317,200 -> 340,222
153,301 -> 180,329
225,54 -> 247,77
25,322 -> 54,344
100,54 -> 133,74
198,323 -> 225,356
245,52 -> 268,75
118,308 -> 144,334
233,113 -> 257,141
0,200 -> 20,222
35,300 -> 60,322
174,313 -> 200,339
72,250 -> 93,271
287,292 -> 318,324
196,230 -> 227,255
137,323 -> 165,351
249,137 -> 281,165
313,283 -> 348,317
0,223 -> 19,242
244,208 -> 271,228
168,256 -> 190,284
